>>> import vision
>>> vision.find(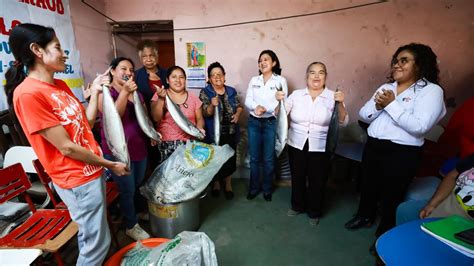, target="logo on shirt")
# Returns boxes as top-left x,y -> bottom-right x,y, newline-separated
402,97 -> 412,102
51,91 -> 102,176
252,85 -> 261,88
